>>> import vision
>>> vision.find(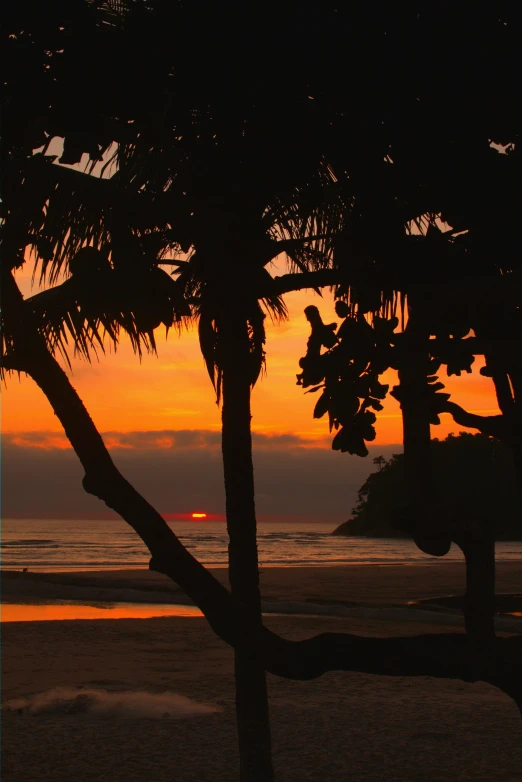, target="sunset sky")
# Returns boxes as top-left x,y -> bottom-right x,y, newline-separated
5,260 -> 499,442
2,256 -> 500,521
